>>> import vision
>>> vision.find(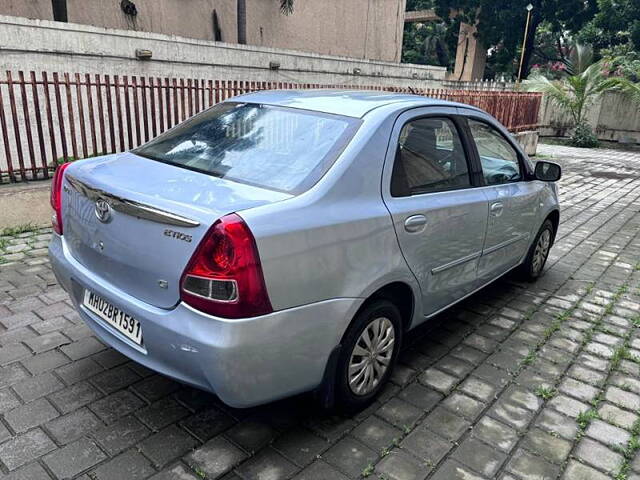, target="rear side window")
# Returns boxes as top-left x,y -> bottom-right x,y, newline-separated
134,102 -> 359,194
468,119 -> 522,185
391,117 -> 471,197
